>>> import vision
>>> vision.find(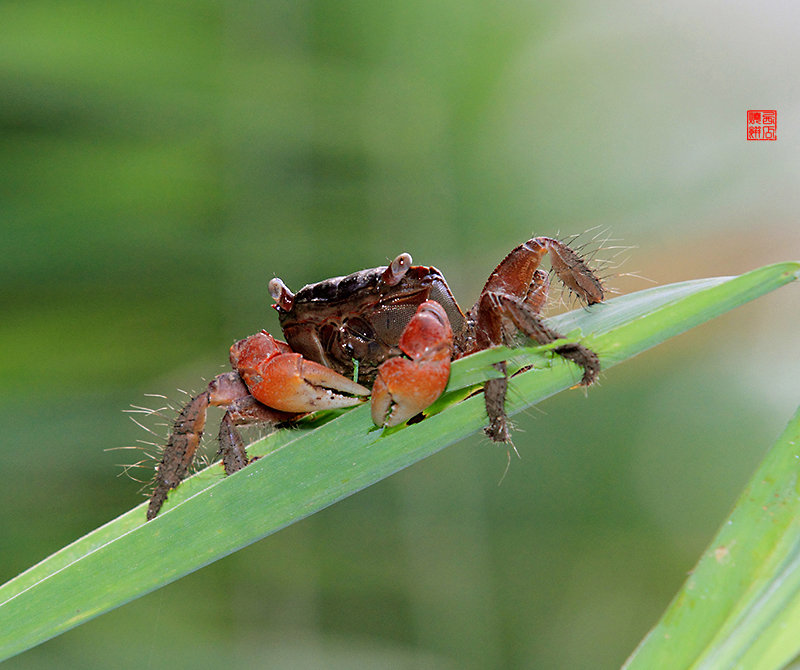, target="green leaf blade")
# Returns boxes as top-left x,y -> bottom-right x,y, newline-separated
0,262 -> 797,661
623,405 -> 800,670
